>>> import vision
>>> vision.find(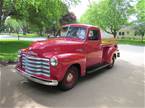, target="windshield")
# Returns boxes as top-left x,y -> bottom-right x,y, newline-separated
58,26 -> 86,40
